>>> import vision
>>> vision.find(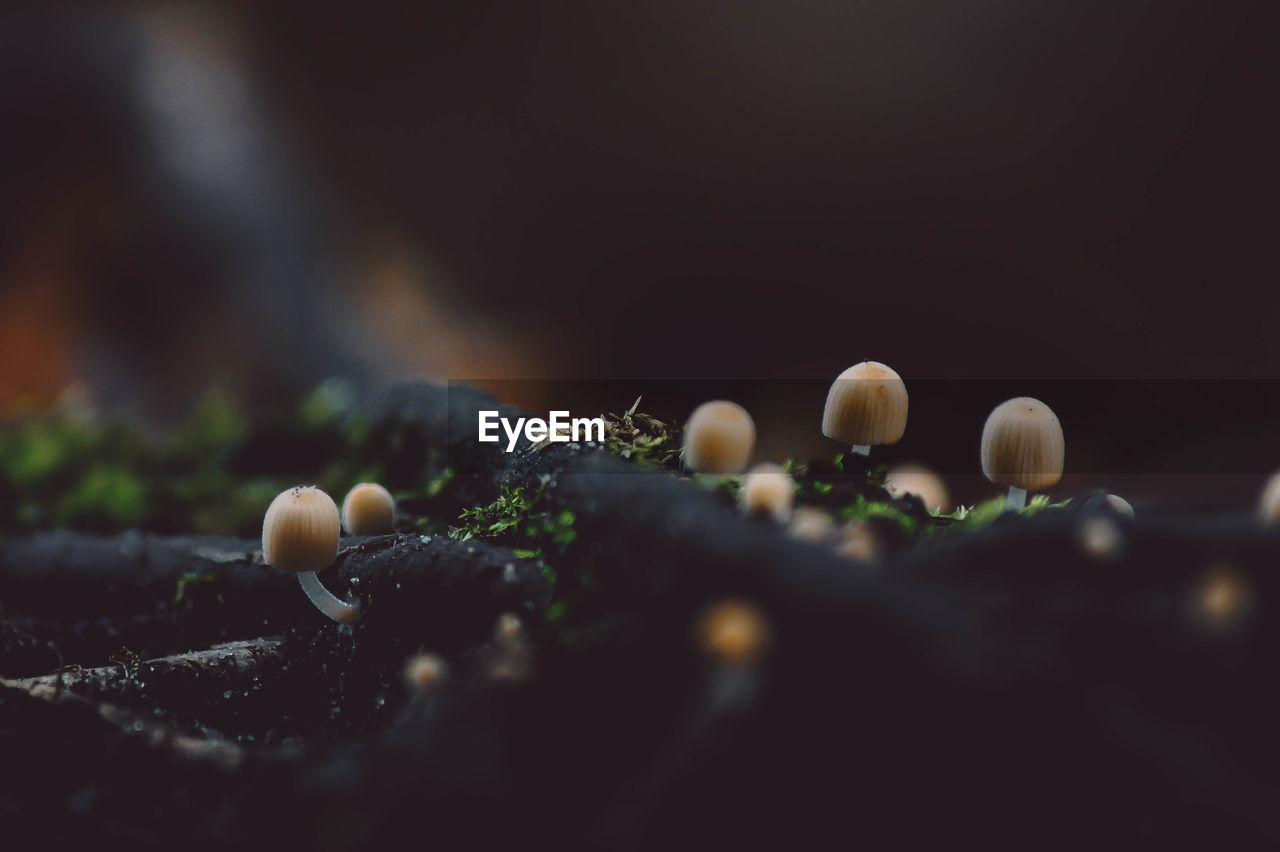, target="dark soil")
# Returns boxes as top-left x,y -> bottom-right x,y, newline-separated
3,383 -> 1279,849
